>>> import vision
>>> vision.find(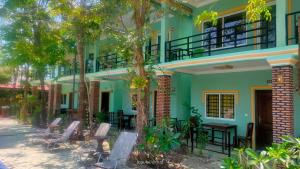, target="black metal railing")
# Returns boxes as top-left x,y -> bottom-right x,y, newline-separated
59,62 -> 79,77
145,43 -> 160,64
96,53 -> 128,72
286,11 -> 300,45
165,19 -> 276,62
